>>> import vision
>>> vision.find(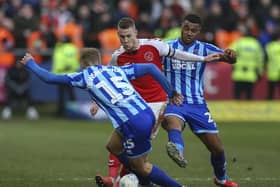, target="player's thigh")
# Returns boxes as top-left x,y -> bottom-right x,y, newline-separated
148,101 -> 167,138
162,104 -> 185,131
148,102 -> 167,121
162,115 -> 184,131
106,129 -> 124,155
